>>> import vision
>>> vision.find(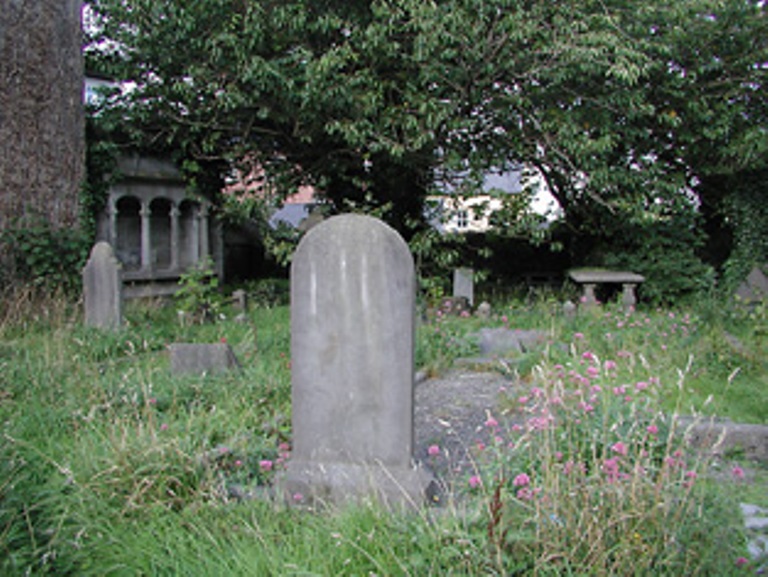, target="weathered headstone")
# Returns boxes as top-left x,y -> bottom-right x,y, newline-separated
83,242 -> 123,330
284,214 -> 434,508
475,301 -> 491,320
169,343 -> 241,376
231,289 -> 248,312
453,267 -> 474,307
736,265 -> 768,303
